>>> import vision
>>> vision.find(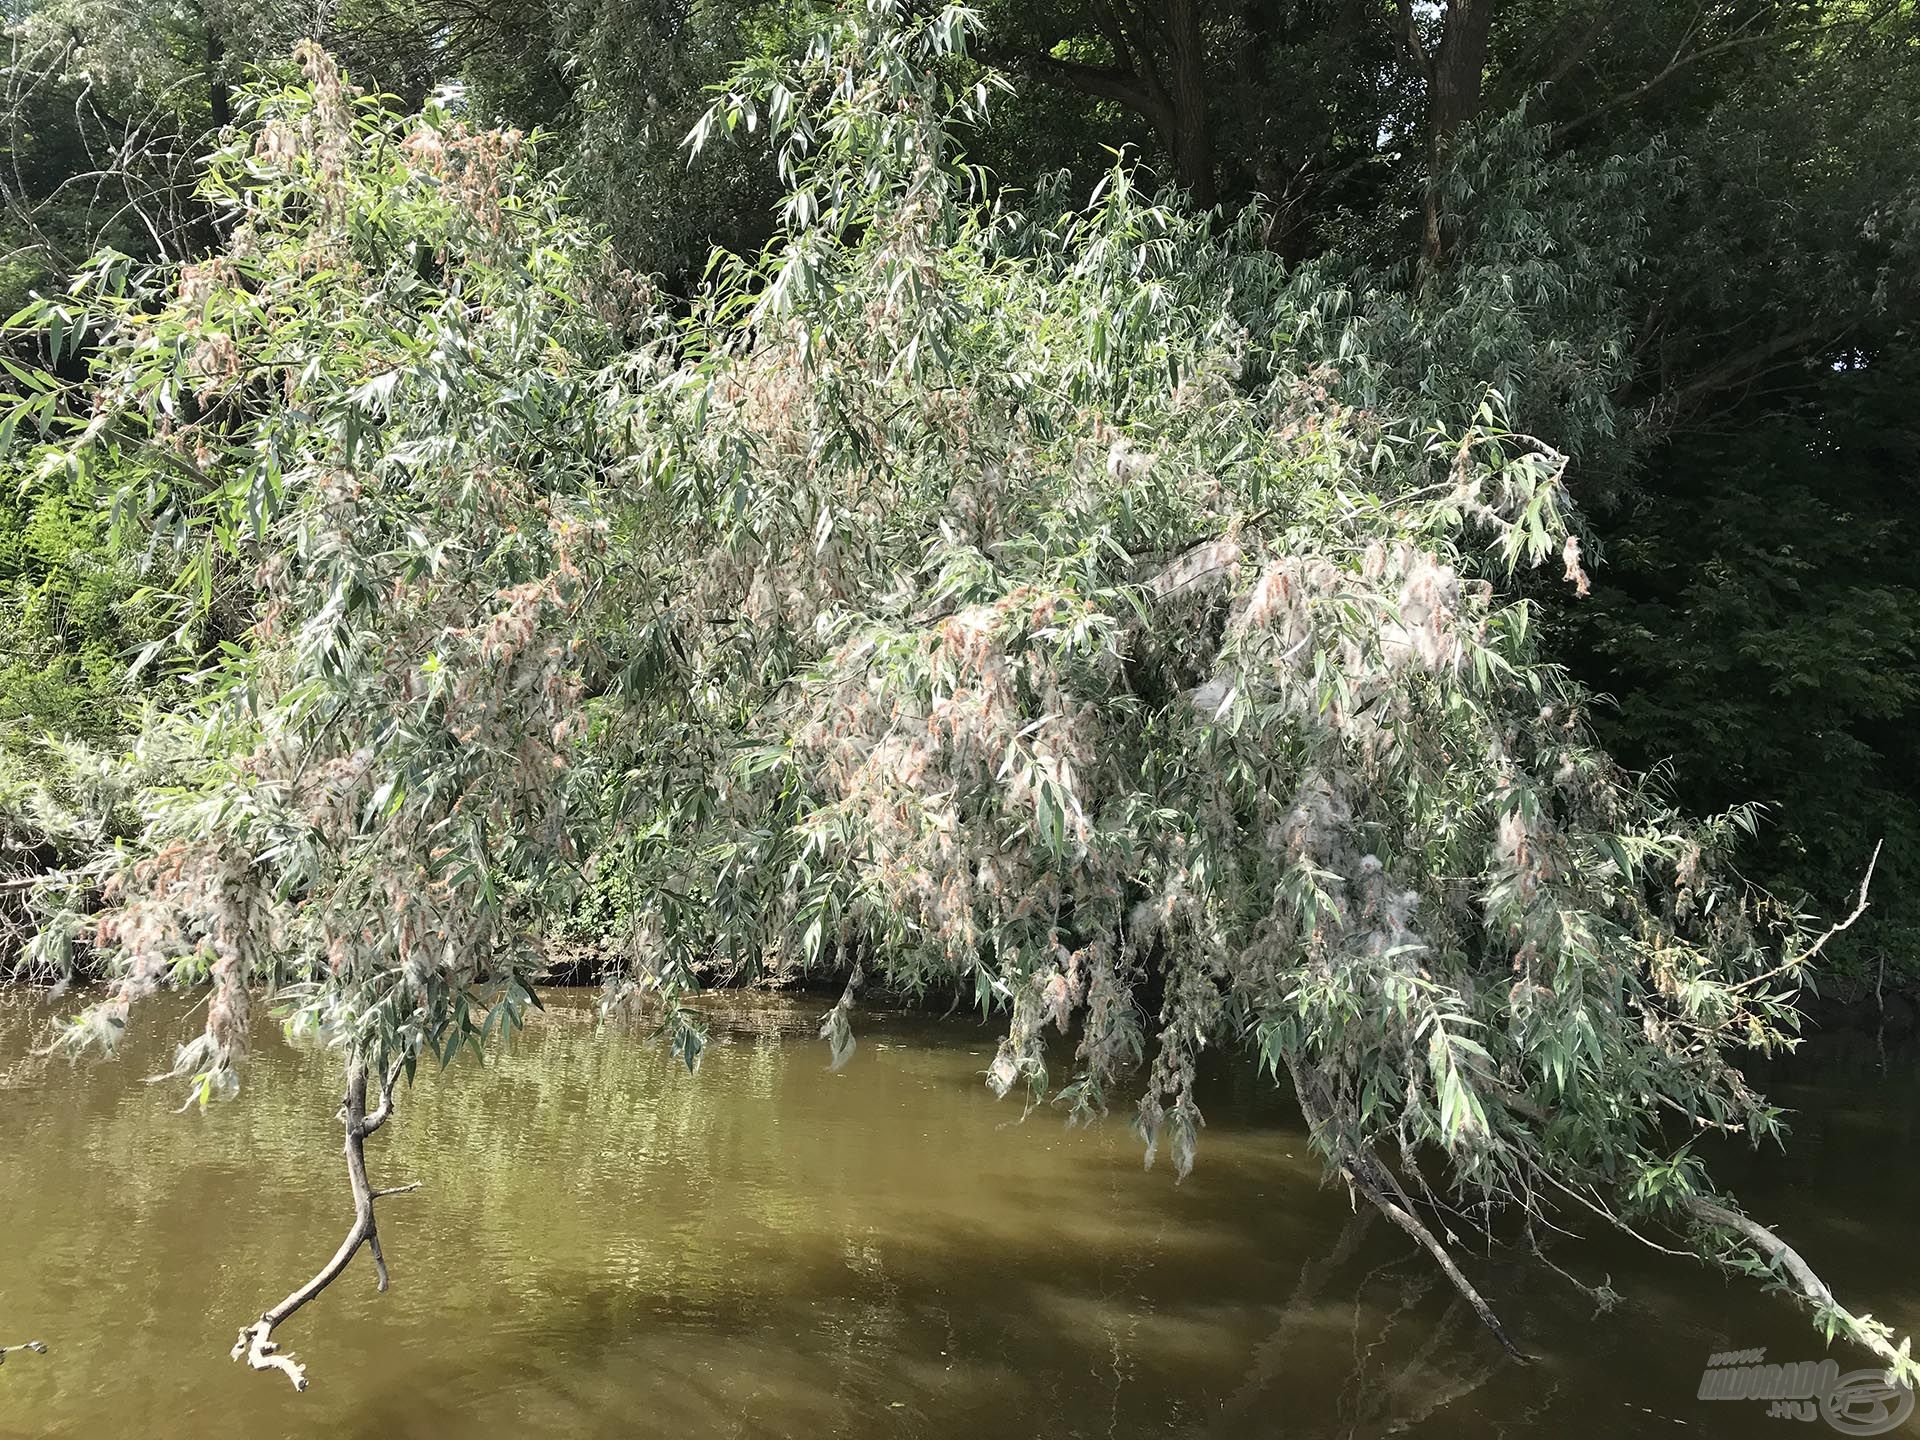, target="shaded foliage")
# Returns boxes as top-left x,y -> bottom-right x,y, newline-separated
1569,352 -> 1920,992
